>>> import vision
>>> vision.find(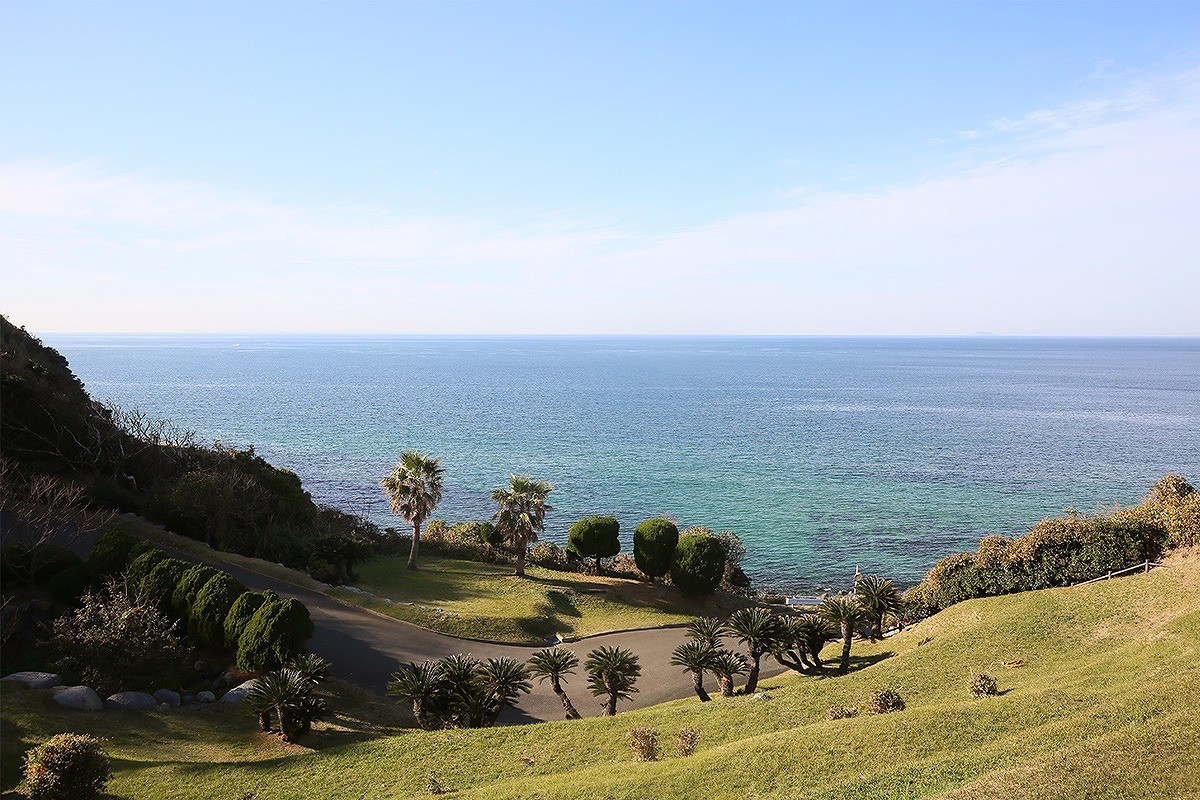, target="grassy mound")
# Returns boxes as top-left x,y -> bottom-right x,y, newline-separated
4,558 -> 1197,799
